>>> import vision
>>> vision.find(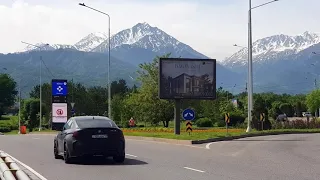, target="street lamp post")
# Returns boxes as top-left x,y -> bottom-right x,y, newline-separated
18,80 -> 21,134
246,0 -> 279,132
21,41 -> 49,131
79,3 -> 112,119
